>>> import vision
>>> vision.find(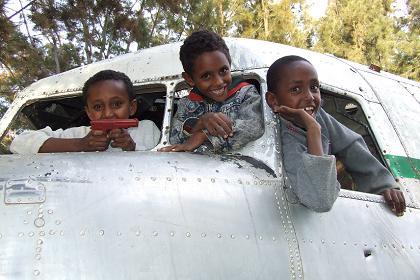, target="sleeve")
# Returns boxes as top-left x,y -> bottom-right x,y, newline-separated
320,110 -> 398,194
282,127 -> 340,212
206,85 -> 264,152
169,97 -> 190,145
132,120 -> 161,151
10,126 -> 89,154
